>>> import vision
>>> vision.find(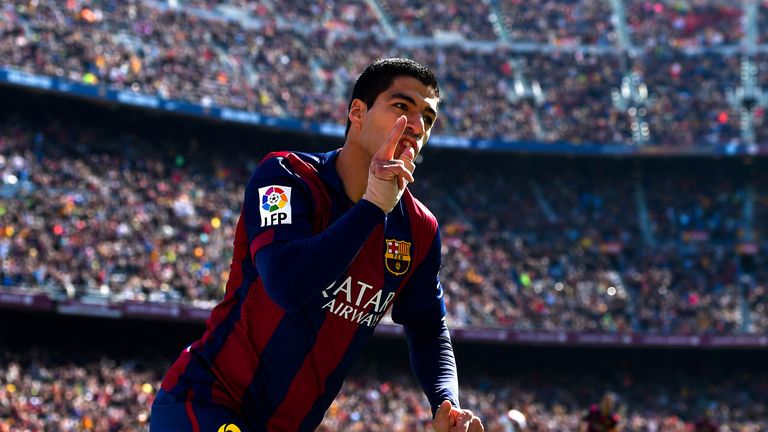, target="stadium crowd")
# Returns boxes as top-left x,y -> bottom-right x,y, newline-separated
0,118 -> 248,307
1,350 -> 767,431
424,157 -> 749,334
3,2 -> 768,432
0,116 -> 765,335
625,0 -> 744,47
0,0 -> 764,148
175,0 -> 750,47
378,0 -> 497,41
0,351 -> 159,431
